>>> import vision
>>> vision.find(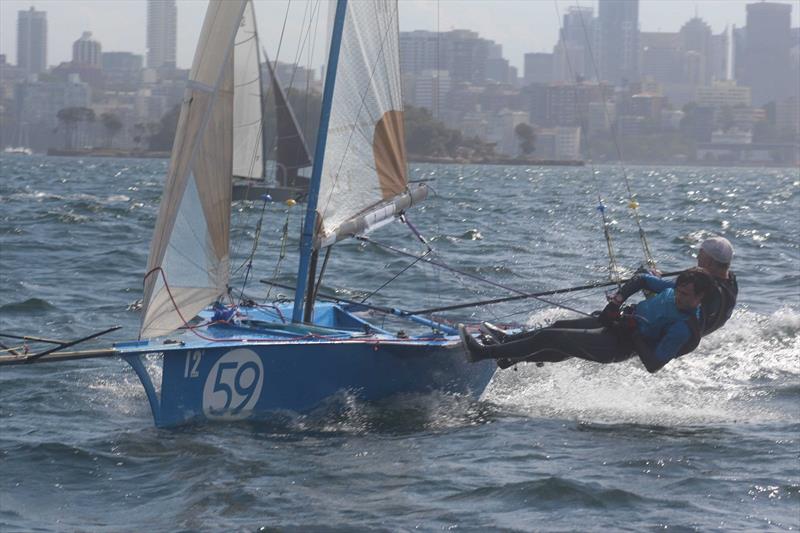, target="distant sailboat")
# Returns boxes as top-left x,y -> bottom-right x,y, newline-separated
2,147 -> 33,155
0,0 -> 496,427
230,4 -> 311,202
